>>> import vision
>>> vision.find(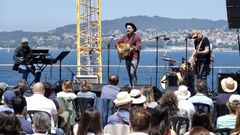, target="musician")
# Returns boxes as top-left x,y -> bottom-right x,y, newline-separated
116,22 -> 141,87
190,29 -> 211,80
13,37 -> 35,81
